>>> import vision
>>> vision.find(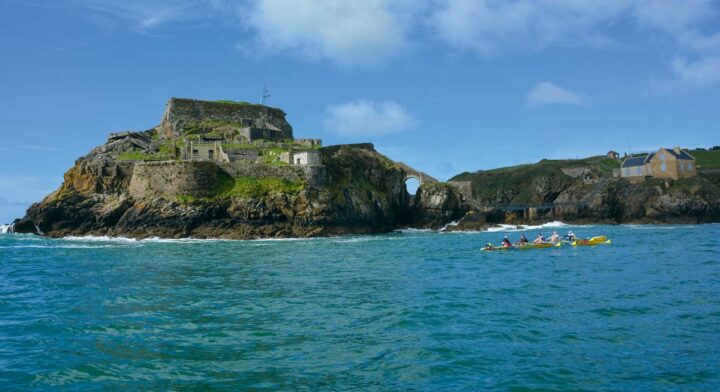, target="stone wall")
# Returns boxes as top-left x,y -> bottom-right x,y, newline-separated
128,160 -> 327,199
447,181 -> 473,200
217,161 -> 326,188
160,98 -> 293,139
129,161 -> 226,199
